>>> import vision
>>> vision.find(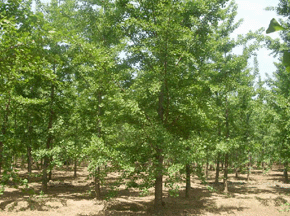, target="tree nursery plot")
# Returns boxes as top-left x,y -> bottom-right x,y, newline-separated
1,0 -> 290,215
1,165 -> 290,216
